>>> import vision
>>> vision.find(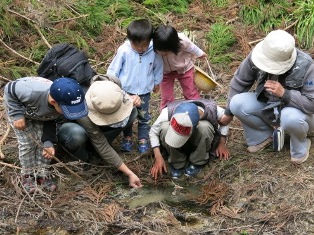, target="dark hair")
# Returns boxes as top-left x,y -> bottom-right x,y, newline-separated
153,25 -> 181,55
127,19 -> 153,43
